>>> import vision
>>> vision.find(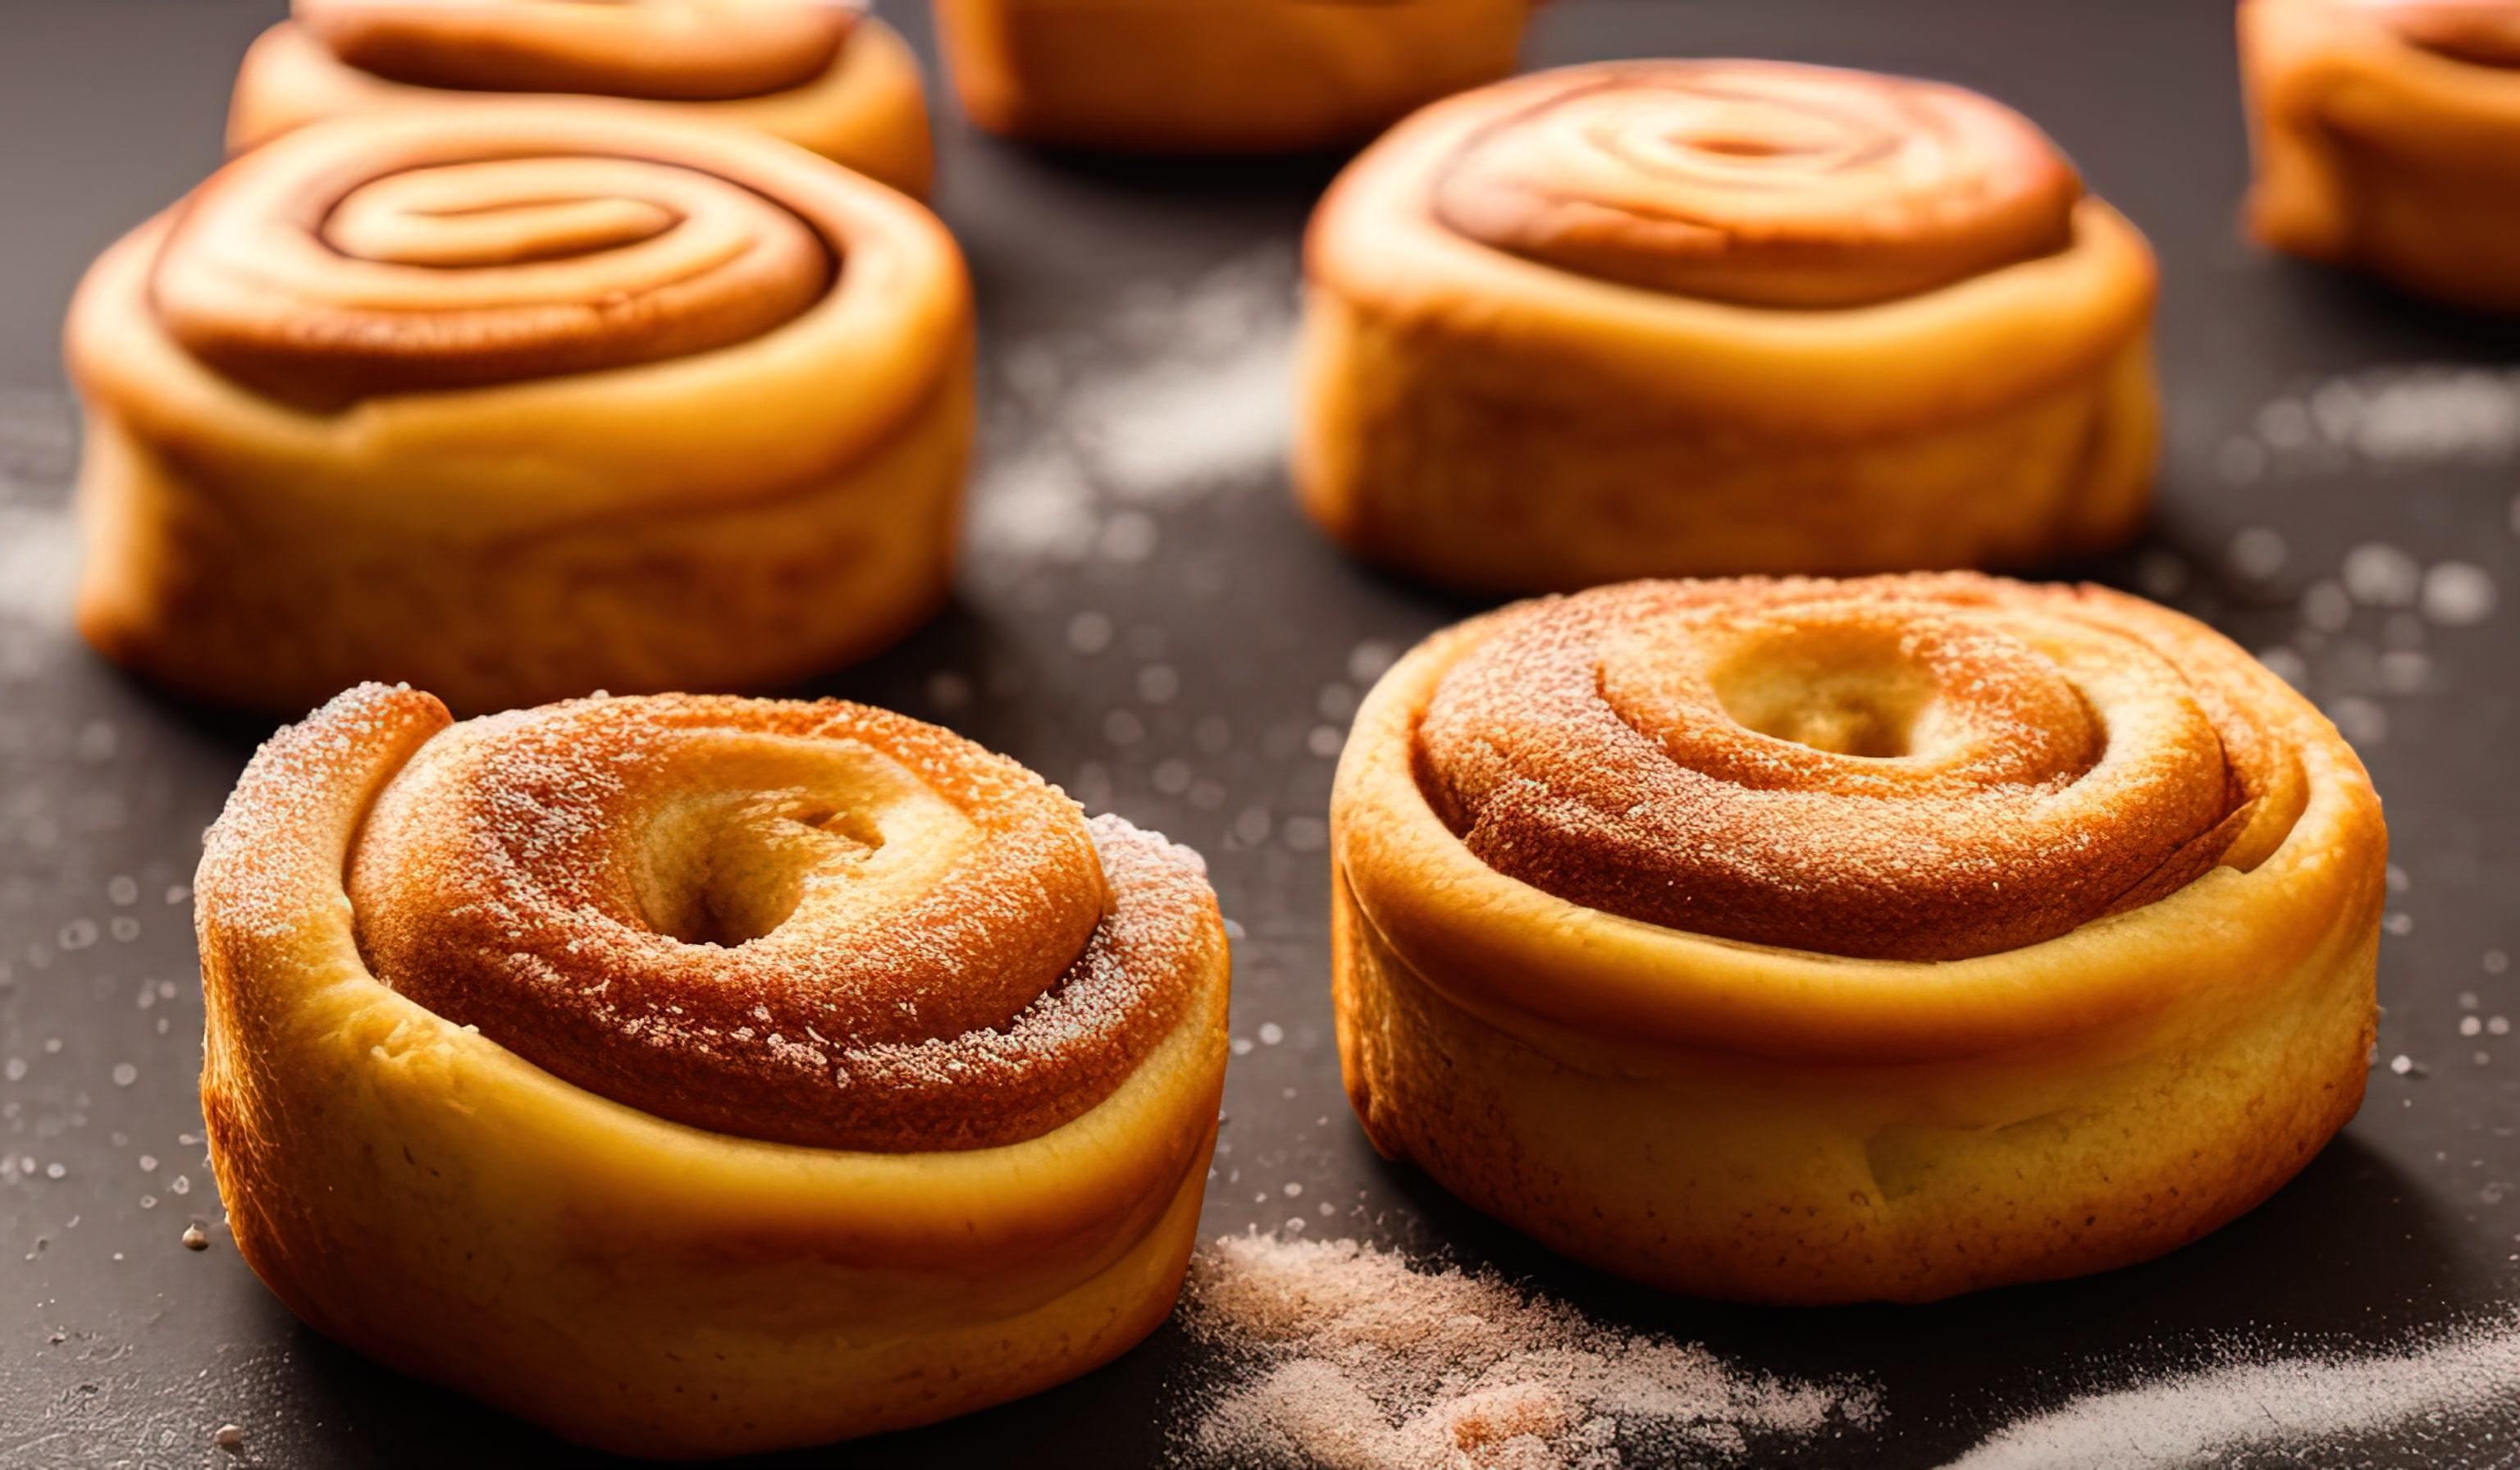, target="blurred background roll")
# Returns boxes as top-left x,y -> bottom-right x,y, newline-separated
930,0 -> 1536,153
68,103 -> 971,715
230,0 -> 934,196
1296,60 -> 2161,592
2243,0 -> 2520,310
